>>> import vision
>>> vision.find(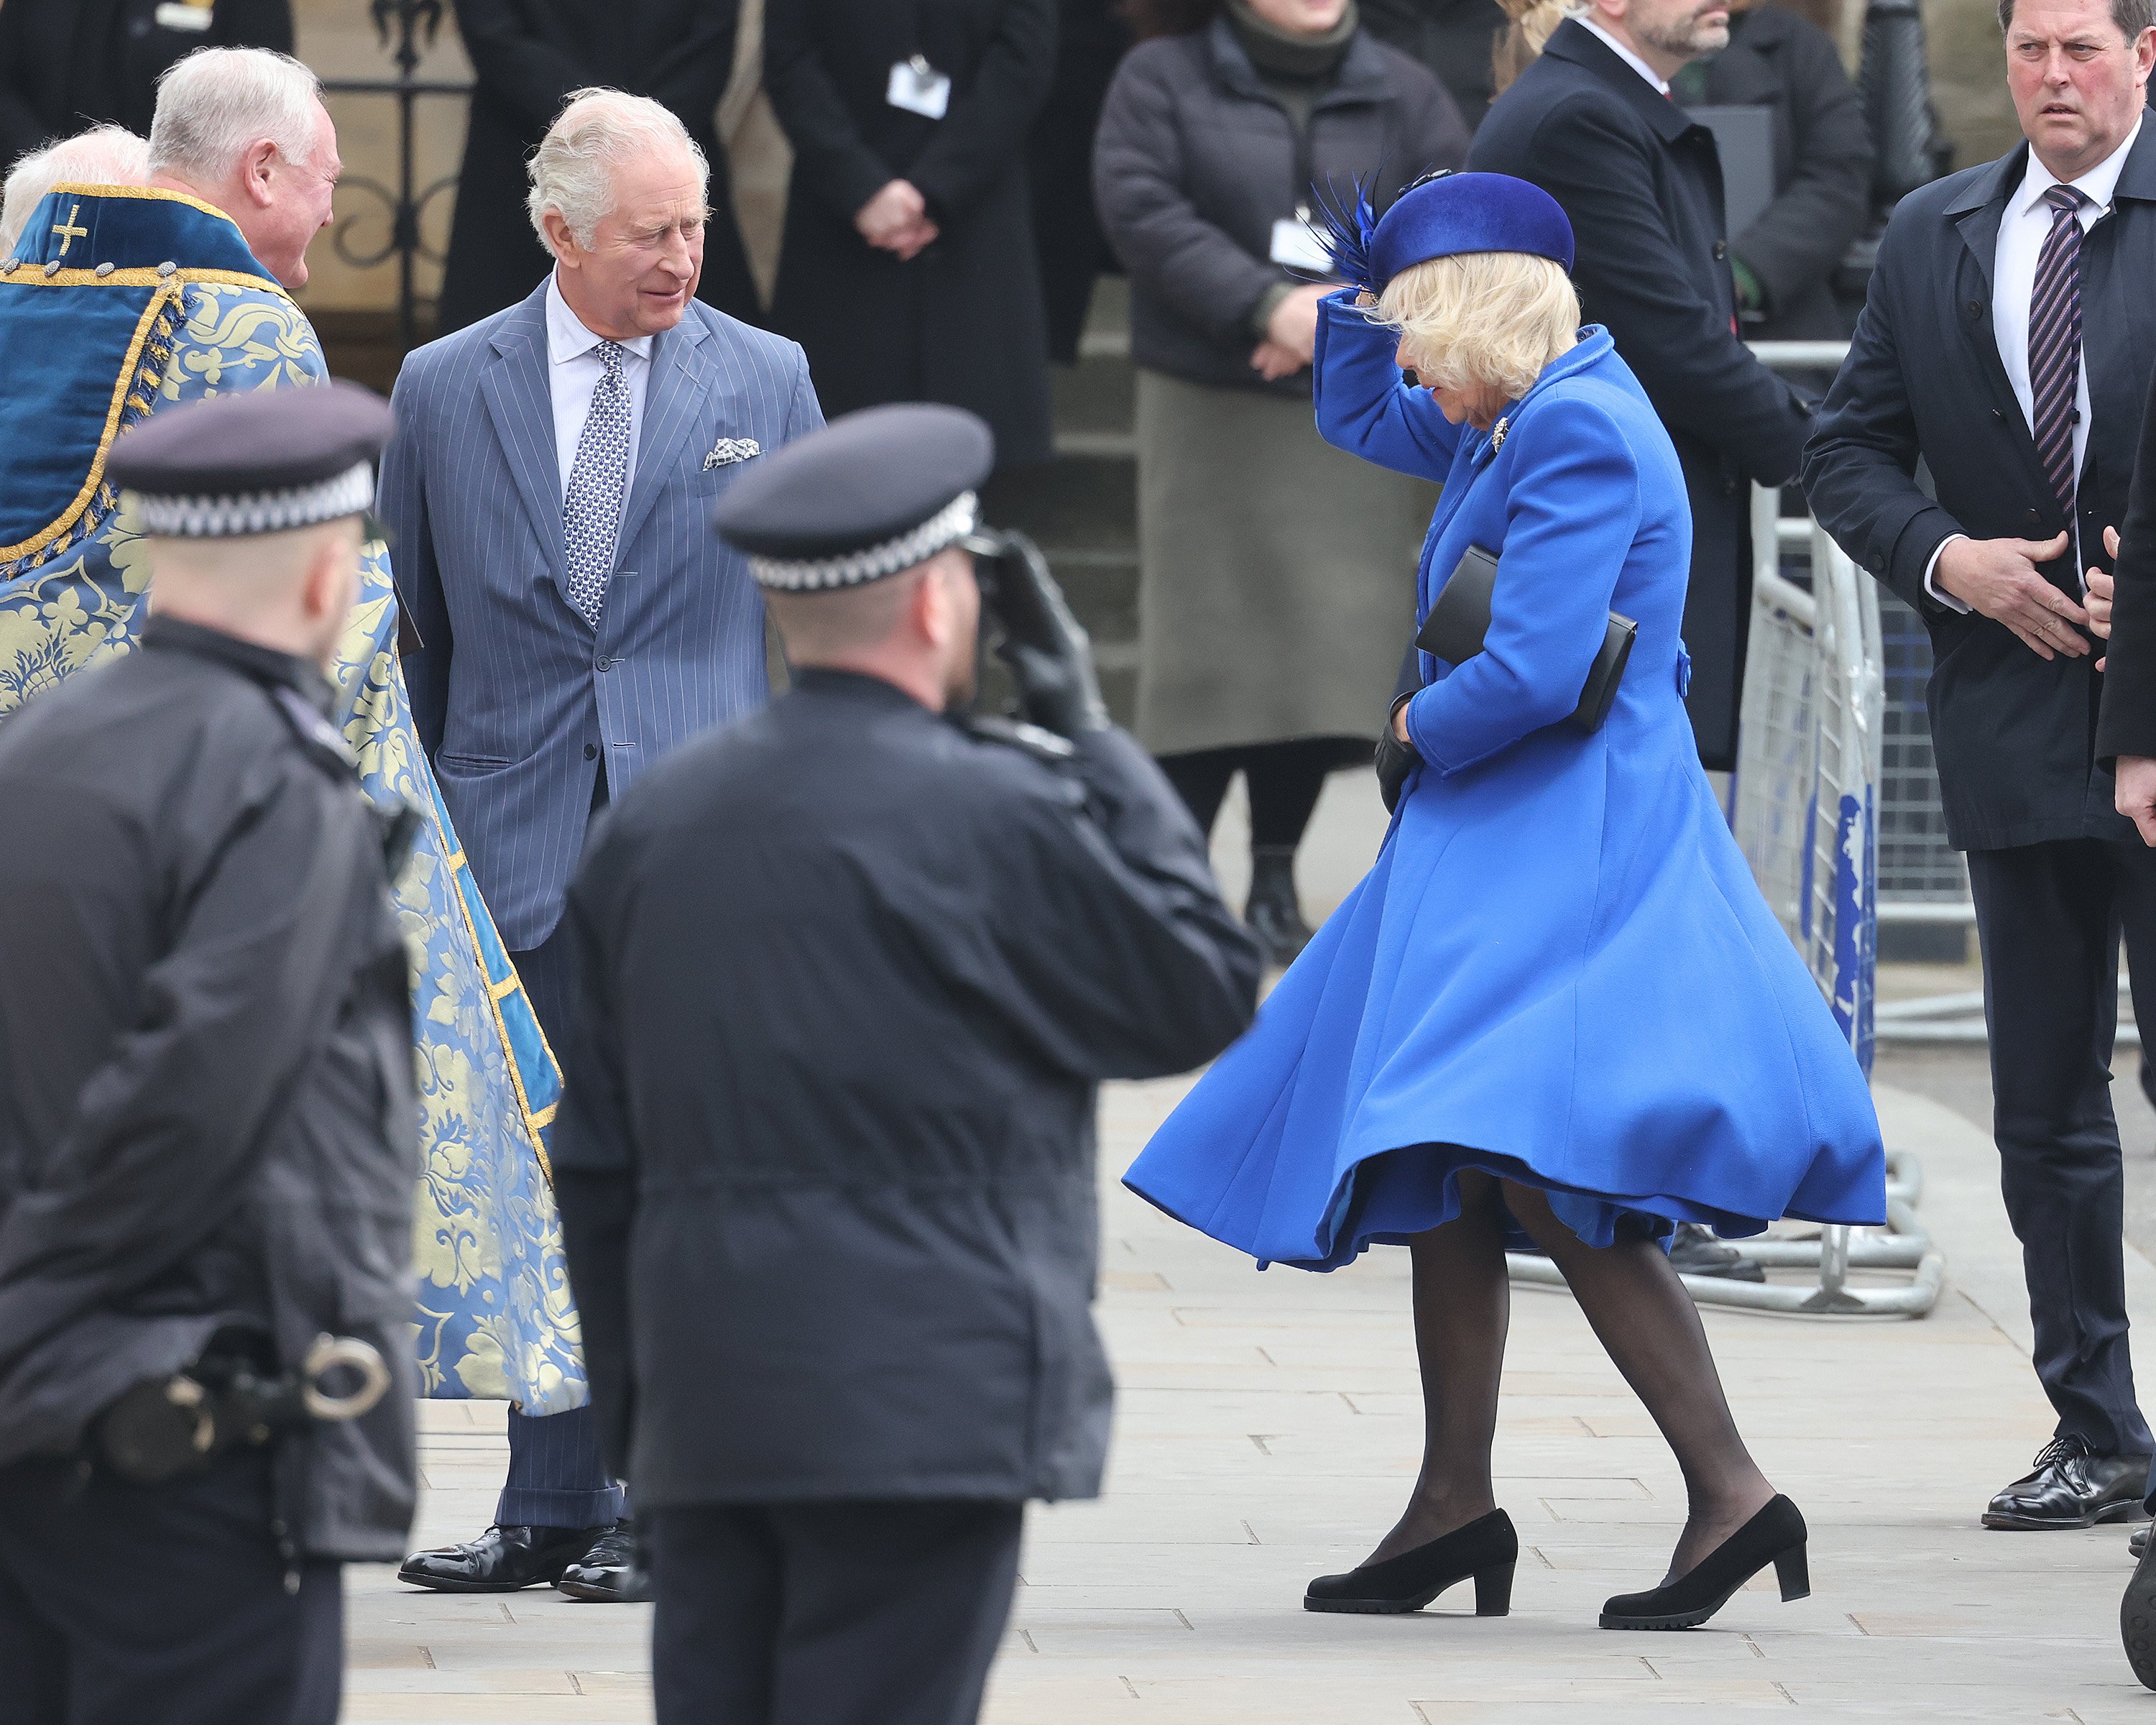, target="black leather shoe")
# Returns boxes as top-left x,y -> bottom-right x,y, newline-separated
2133,1524 -> 2150,1559
1305,1509 -> 1518,1615
397,1523 -> 607,1593
1600,1495 -> 1808,1629
1668,1223 -> 1765,1282
1245,847 -> 1314,968
1981,1438 -> 2152,1530
2125,1517 -> 2156,1688
556,1521 -> 650,1602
